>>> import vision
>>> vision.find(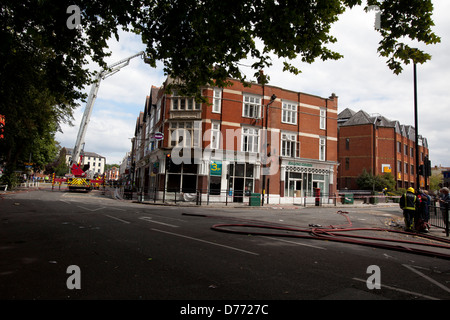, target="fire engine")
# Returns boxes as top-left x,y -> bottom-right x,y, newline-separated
54,52 -> 148,191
